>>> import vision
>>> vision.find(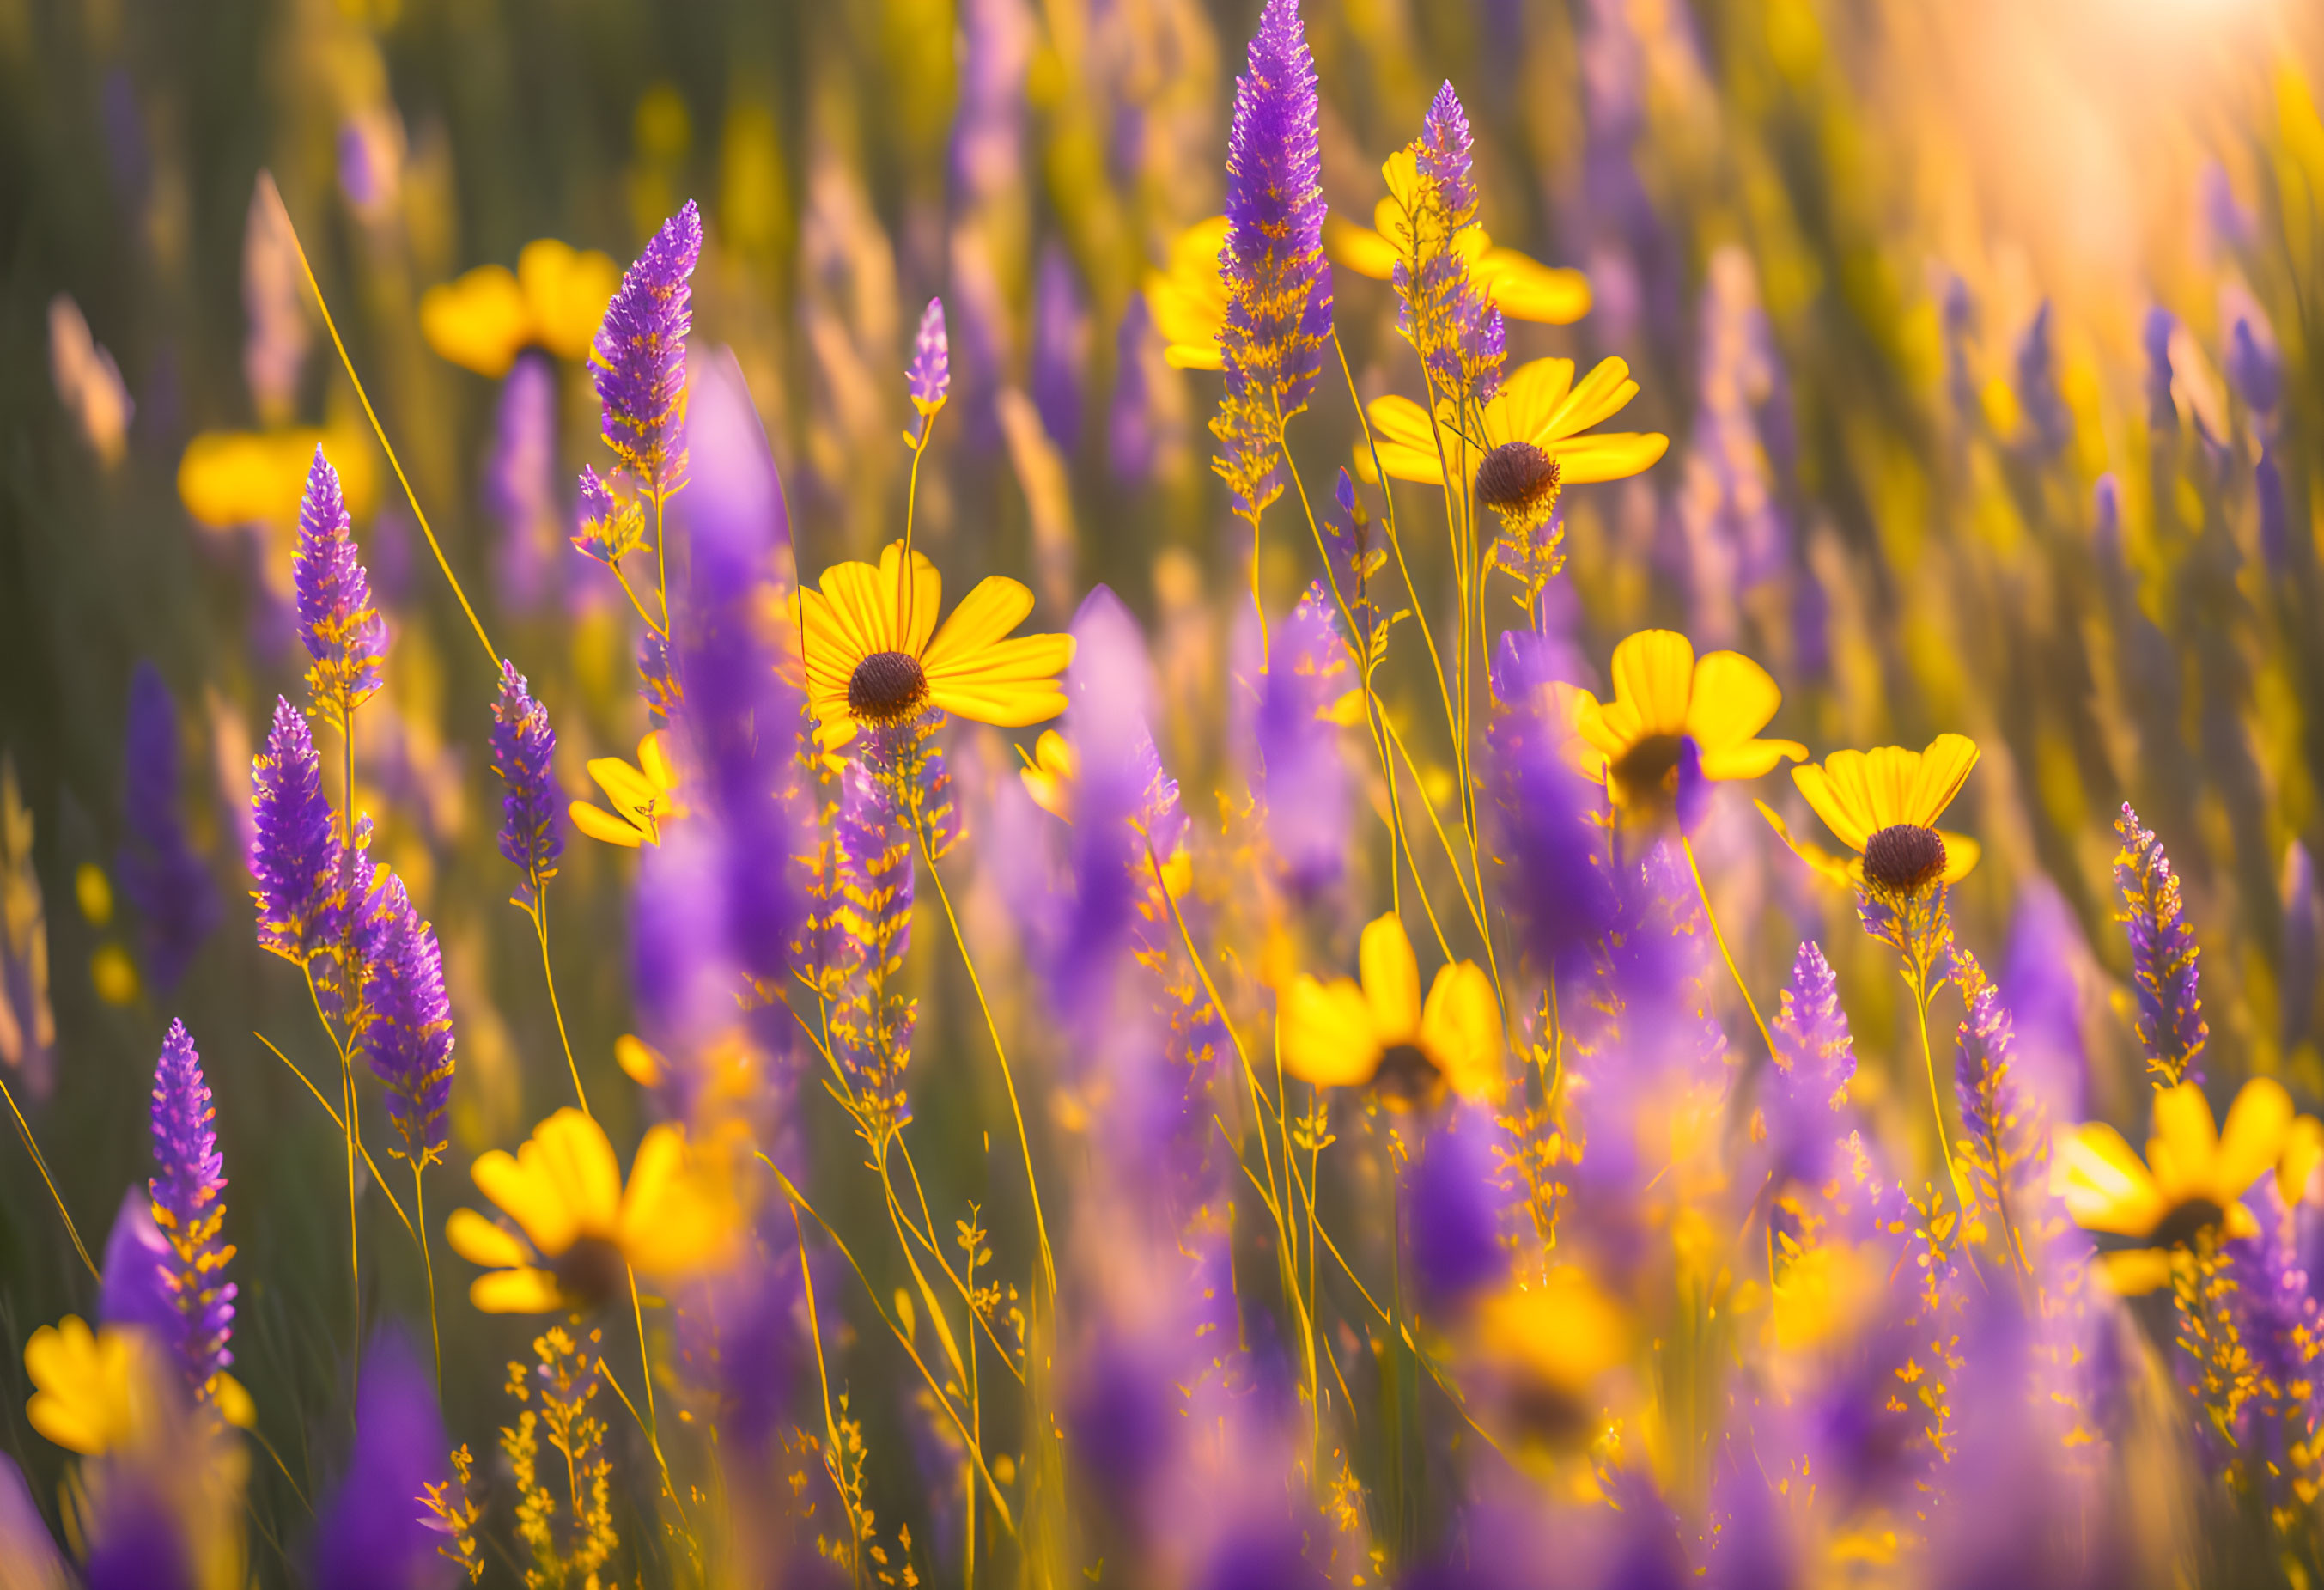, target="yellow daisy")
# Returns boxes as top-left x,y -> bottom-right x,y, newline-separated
1018,728 -> 1078,822
1565,631 -> 1806,823
2062,1078 -> 2297,1295
791,543 -> 1074,752
22,1316 -> 155,1456
1143,217 -> 1232,371
1327,150 -> 1594,326
1279,913 -> 1502,1107
1758,734 -> 1981,896
446,1108 -> 739,1313
419,238 -> 624,379
1360,355 -> 1669,504
569,731 -> 682,848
